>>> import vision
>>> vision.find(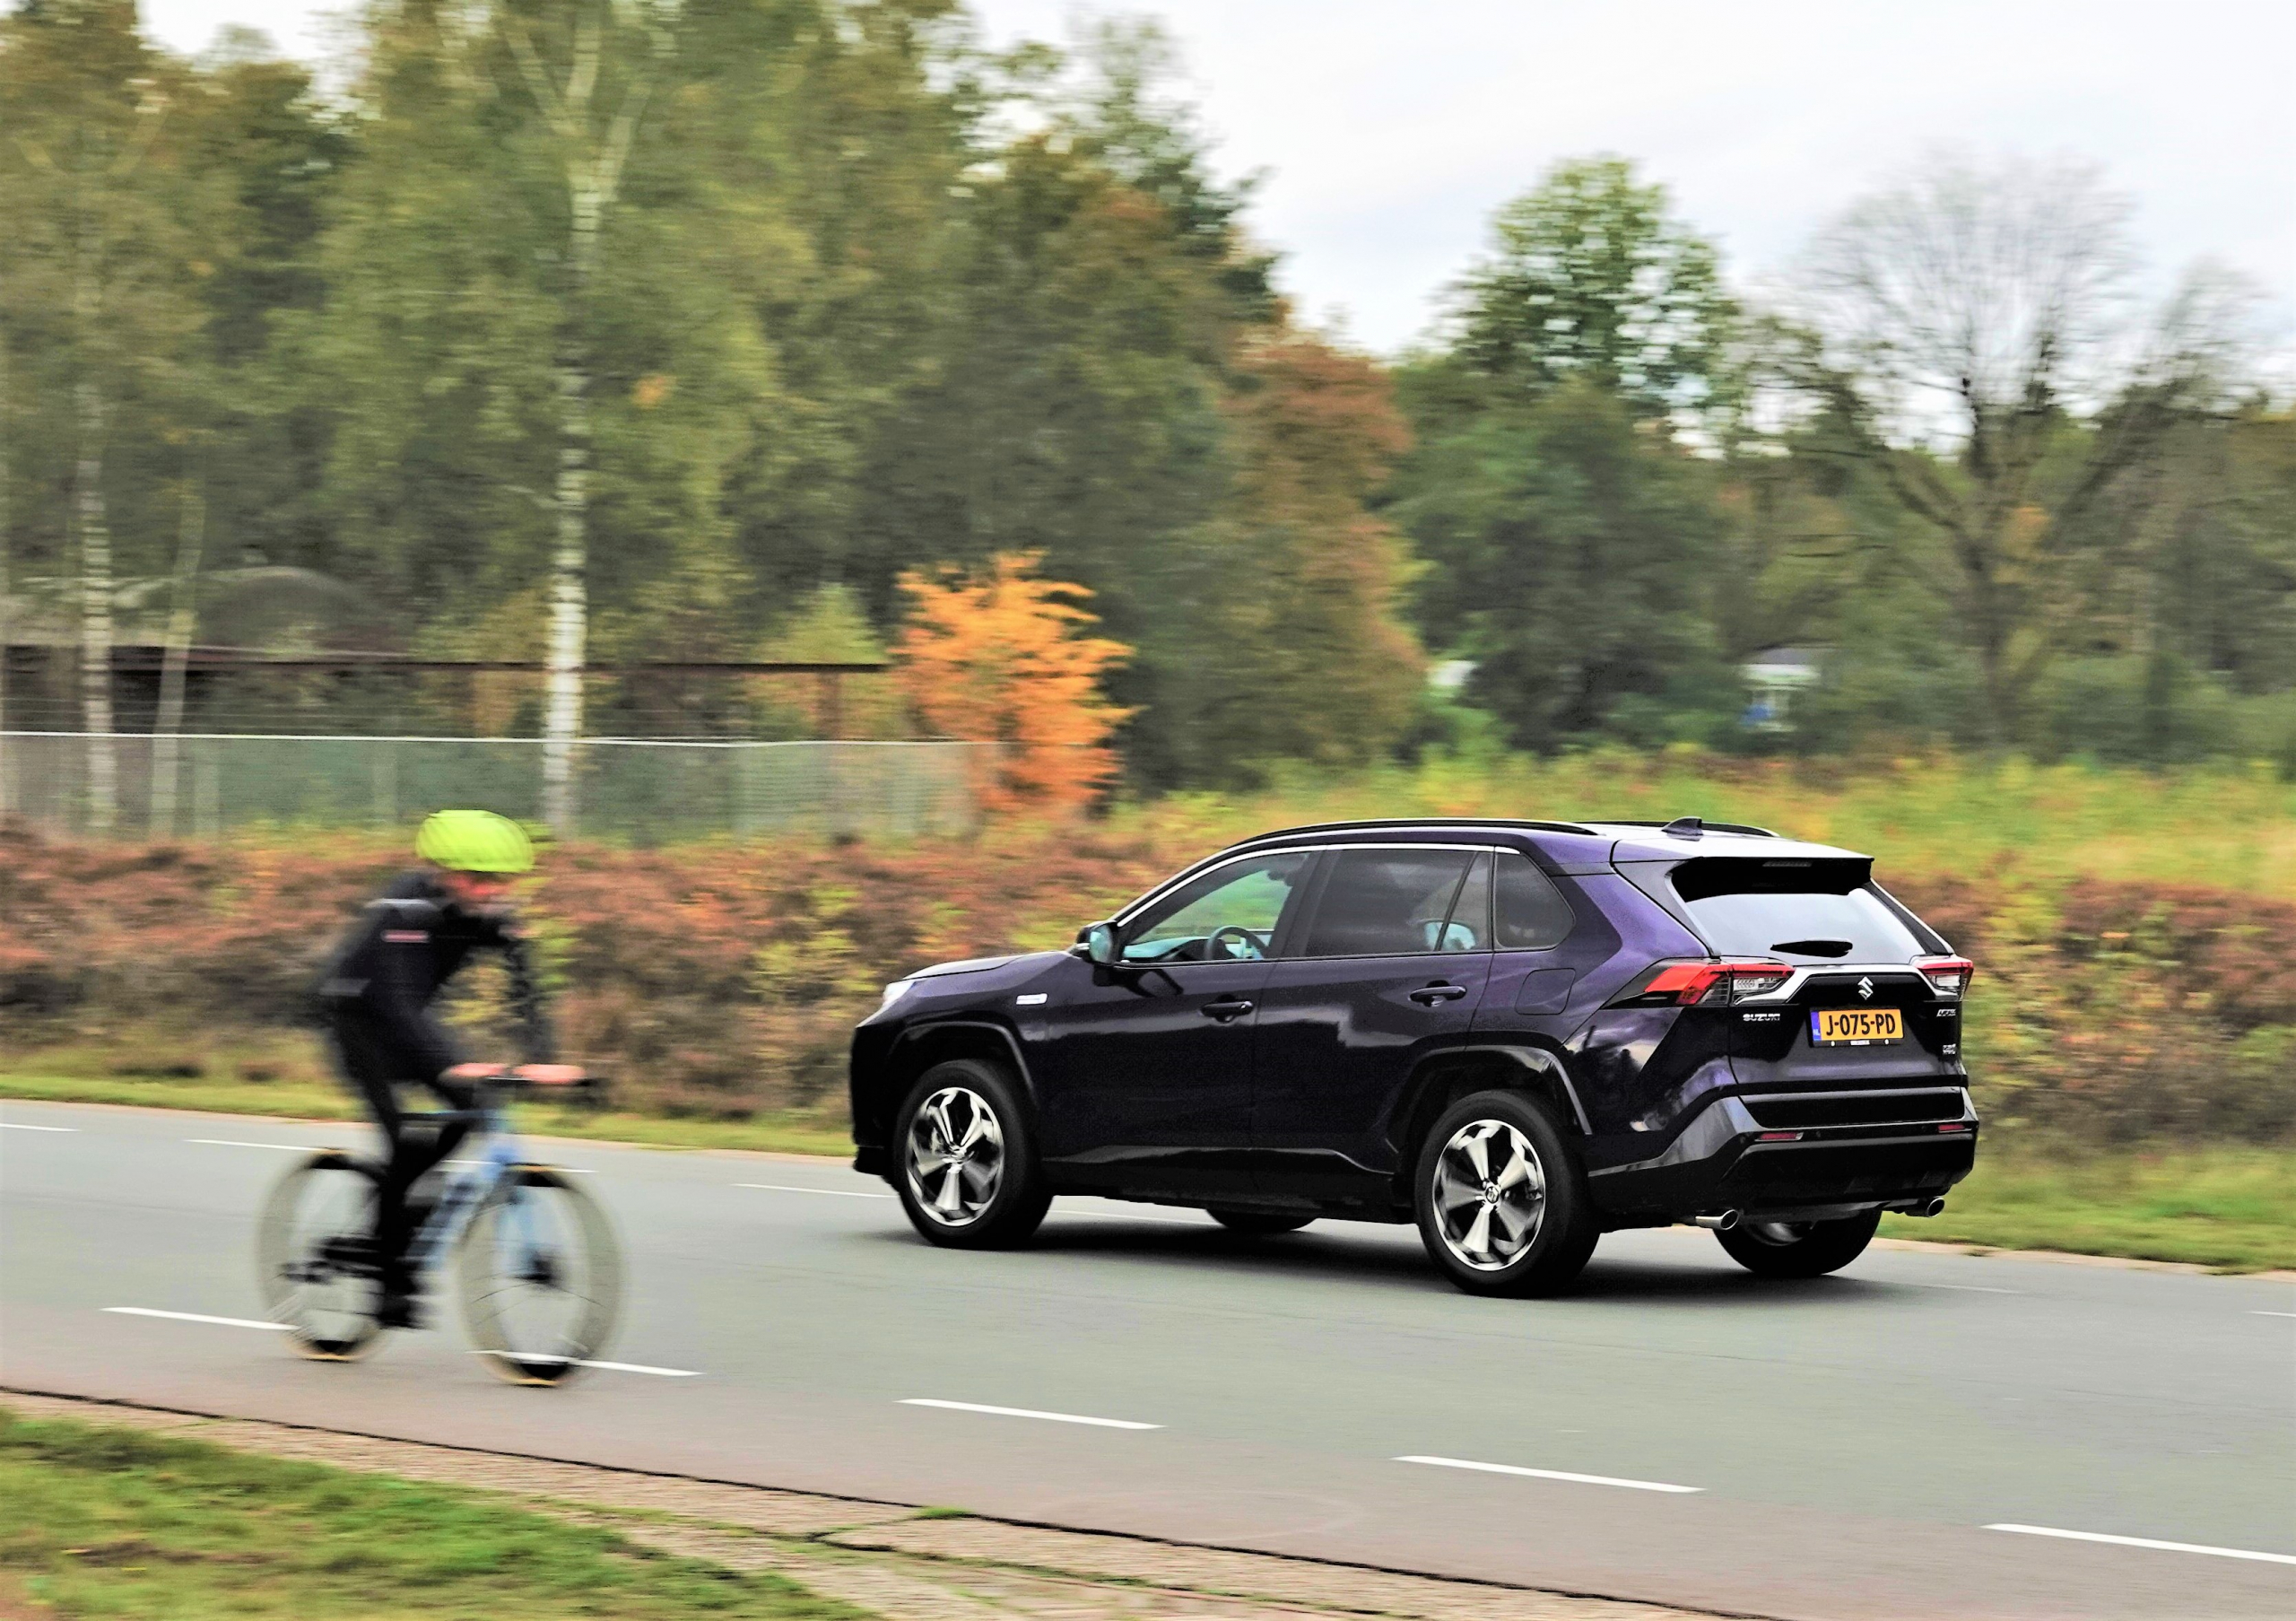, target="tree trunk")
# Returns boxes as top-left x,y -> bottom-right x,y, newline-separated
541,180 -> 598,833
151,480 -> 204,838
74,374 -> 117,832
